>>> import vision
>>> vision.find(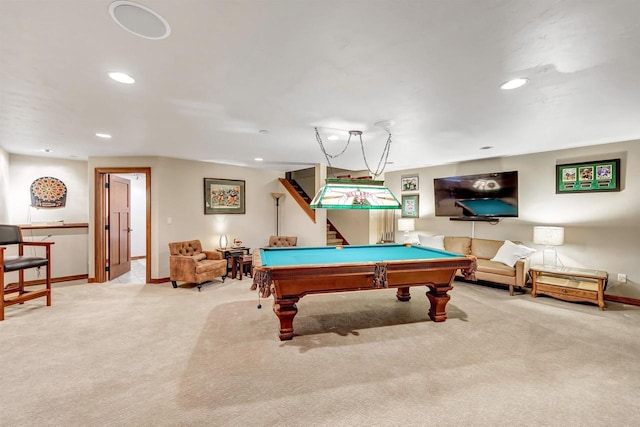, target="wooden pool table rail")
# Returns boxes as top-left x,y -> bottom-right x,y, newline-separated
251,248 -> 476,340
